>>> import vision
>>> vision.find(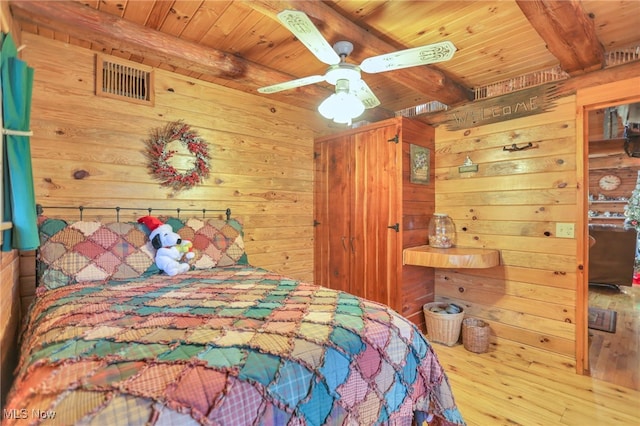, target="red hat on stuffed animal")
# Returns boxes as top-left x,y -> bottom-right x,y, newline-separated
138,215 -> 164,232
138,215 -> 173,249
